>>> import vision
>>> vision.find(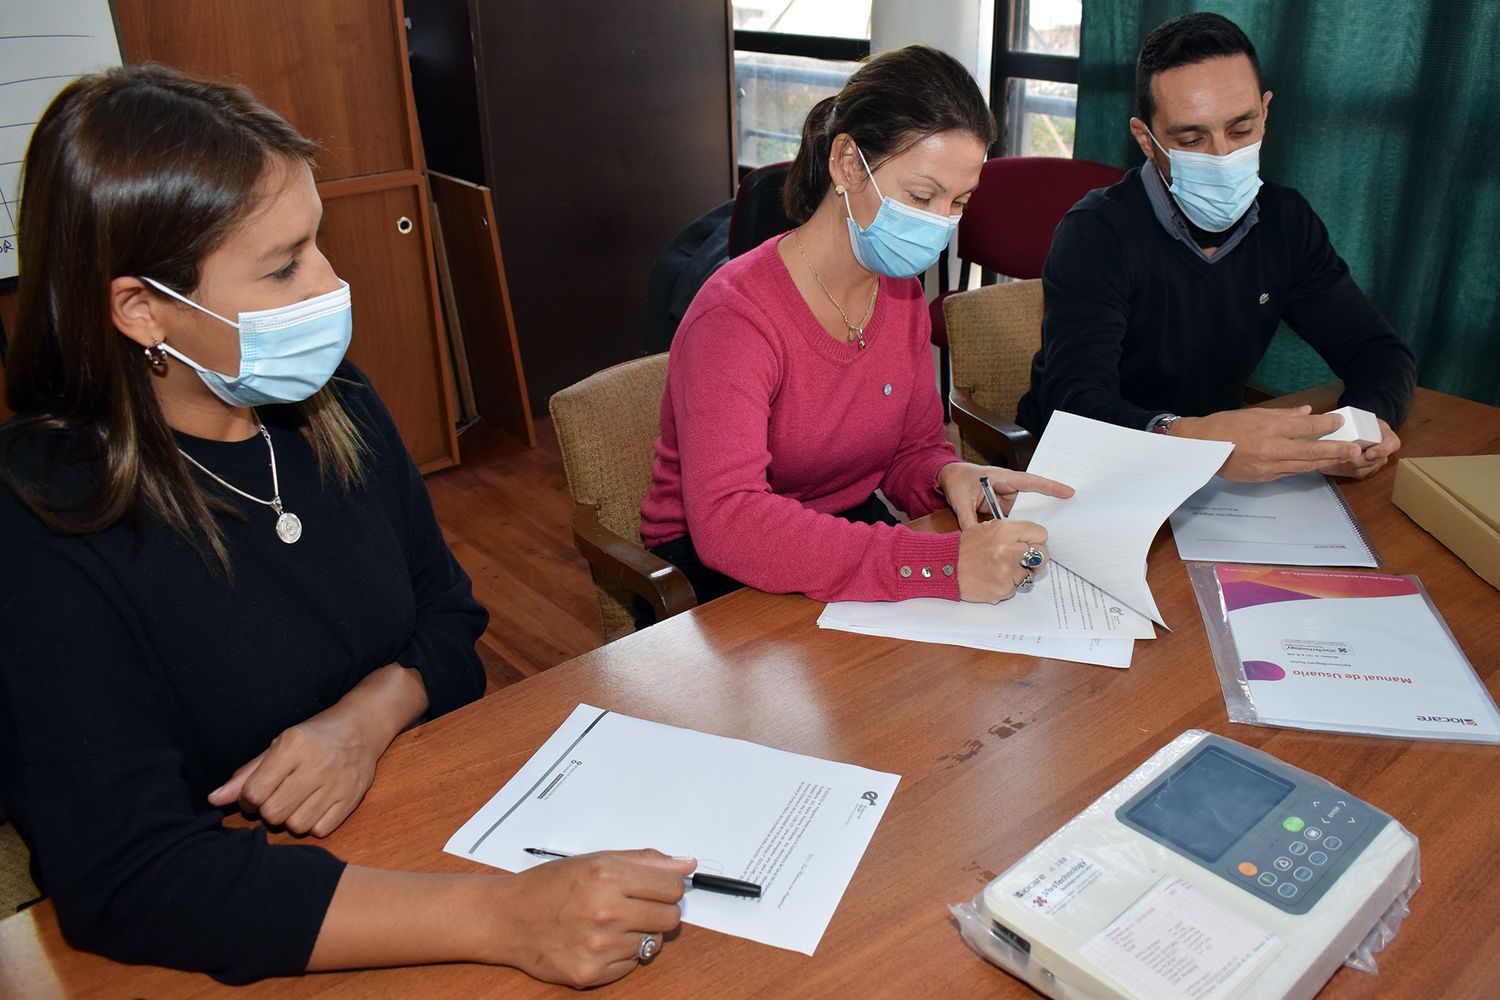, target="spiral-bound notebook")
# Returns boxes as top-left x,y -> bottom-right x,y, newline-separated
1169,473 -> 1379,567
